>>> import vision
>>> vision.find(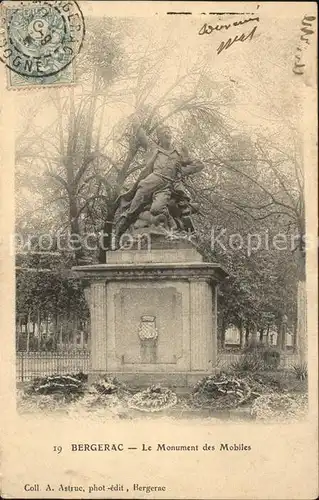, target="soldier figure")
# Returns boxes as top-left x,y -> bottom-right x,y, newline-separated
115,120 -> 204,237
